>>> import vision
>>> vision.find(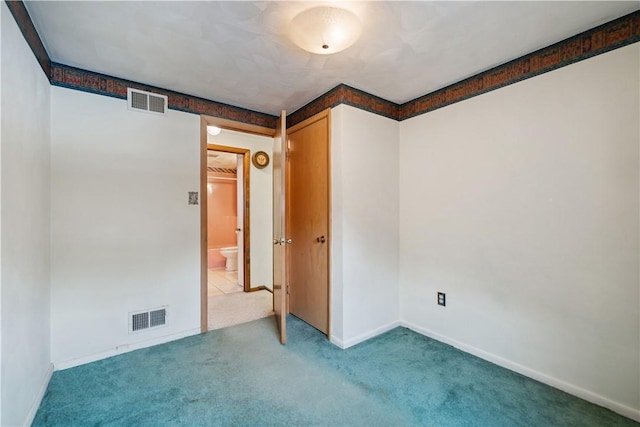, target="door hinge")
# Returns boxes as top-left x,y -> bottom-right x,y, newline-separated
286,284 -> 290,295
